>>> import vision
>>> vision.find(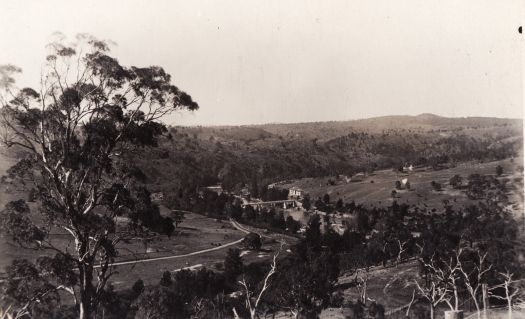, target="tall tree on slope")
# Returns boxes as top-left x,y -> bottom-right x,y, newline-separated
0,33 -> 198,318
